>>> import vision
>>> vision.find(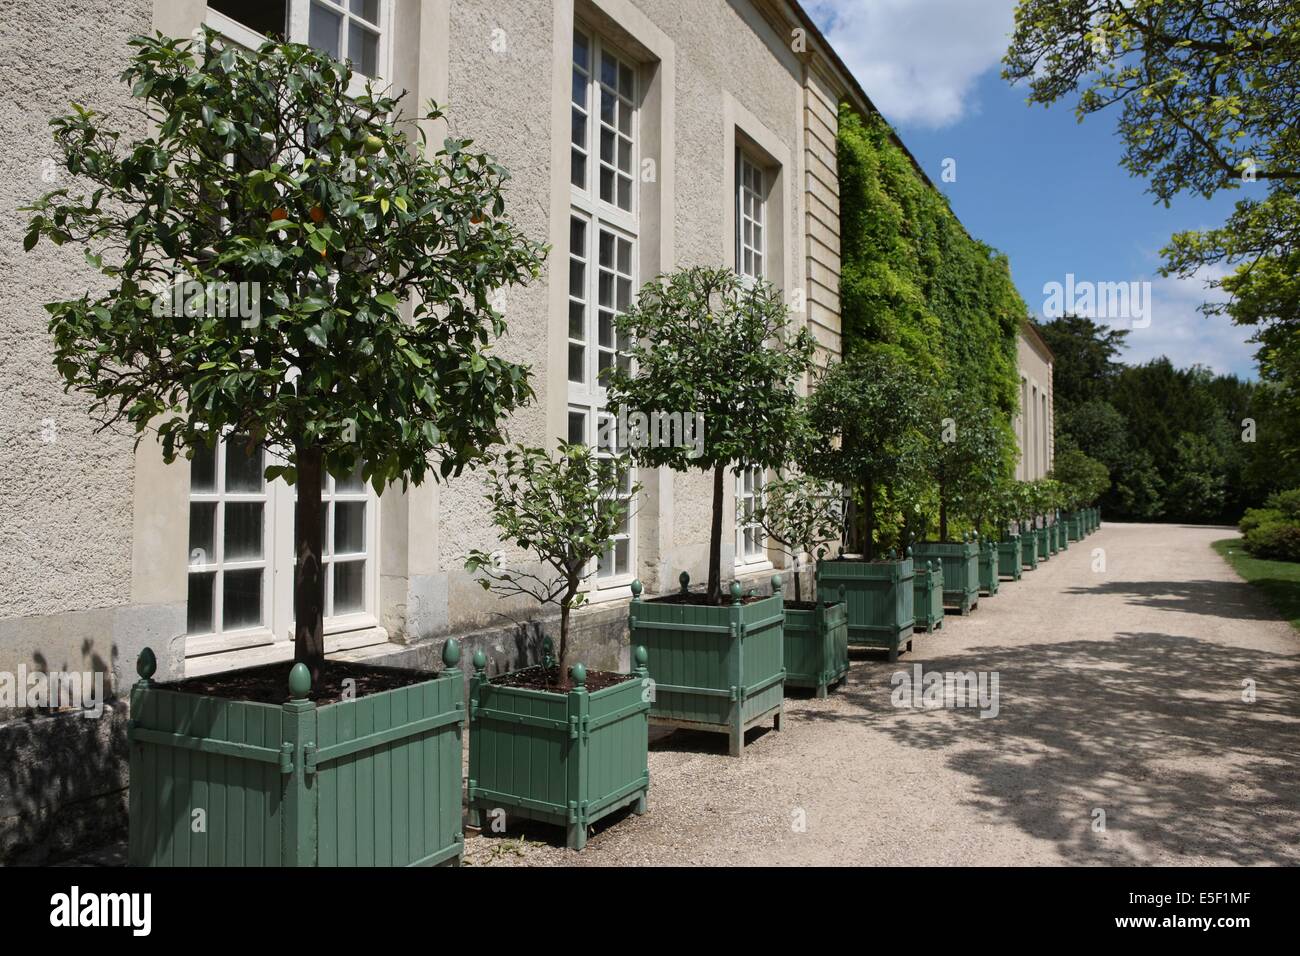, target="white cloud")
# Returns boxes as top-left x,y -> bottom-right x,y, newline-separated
807,0 -> 1017,128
